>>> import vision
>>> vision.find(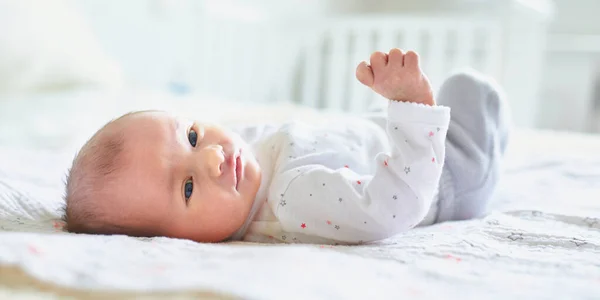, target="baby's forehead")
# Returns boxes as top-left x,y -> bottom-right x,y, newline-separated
115,112 -> 181,169
118,111 -> 176,128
